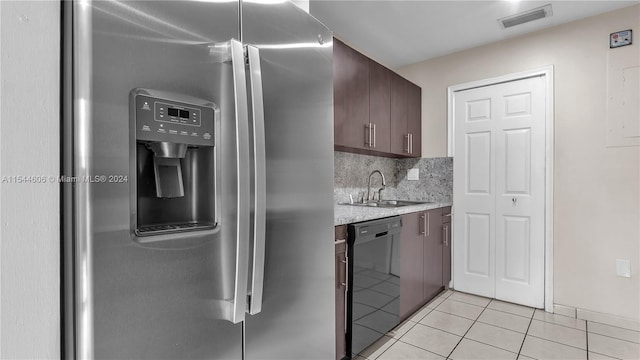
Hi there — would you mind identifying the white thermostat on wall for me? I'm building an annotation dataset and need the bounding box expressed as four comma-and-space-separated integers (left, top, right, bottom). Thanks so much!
610, 29, 632, 48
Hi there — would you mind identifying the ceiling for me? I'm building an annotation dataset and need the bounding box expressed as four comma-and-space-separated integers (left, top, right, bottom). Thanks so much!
309, 0, 639, 69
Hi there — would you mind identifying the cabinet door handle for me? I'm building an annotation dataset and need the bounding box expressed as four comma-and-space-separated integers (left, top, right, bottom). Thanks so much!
372, 123, 376, 148
419, 214, 426, 235
405, 134, 410, 153
426, 211, 430, 237
443, 224, 449, 246
409, 133, 413, 154
364, 123, 372, 147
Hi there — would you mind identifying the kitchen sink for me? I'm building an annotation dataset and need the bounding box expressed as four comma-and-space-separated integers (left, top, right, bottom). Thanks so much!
339, 199, 432, 208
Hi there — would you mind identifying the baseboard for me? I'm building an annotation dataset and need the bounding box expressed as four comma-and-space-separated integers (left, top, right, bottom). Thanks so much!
553, 304, 640, 331
553, 304, 576, 318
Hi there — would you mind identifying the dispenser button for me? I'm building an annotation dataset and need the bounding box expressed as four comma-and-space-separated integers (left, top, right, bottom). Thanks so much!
158, 128, 166, 133
142, 125, 151, 132
191, 132, 198, 137
180, 131, 188, 136
203, 133, 211, 140
169, 130, 178, 135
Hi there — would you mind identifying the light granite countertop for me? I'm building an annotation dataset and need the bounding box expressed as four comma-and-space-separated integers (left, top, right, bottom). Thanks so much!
334, 201, 452, 226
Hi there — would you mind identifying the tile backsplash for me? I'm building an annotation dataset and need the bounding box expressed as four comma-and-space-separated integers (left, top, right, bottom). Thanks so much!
334, 151, 453, 204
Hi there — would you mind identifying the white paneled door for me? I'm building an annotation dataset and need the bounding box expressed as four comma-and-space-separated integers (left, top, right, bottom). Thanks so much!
453, 76, 546, 308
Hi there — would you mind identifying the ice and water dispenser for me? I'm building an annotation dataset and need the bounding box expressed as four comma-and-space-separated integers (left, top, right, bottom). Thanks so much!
130, 88, 219, 238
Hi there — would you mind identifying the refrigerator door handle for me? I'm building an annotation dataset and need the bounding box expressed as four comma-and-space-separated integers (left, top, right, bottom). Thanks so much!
229, 39, 251, 324
246, 45, 266, 315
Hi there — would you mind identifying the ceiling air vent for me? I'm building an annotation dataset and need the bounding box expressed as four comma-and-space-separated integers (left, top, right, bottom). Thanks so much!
498, 4, 553, 29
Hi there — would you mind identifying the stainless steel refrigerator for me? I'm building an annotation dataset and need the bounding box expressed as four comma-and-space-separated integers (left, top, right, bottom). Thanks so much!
62, 1, 335, 358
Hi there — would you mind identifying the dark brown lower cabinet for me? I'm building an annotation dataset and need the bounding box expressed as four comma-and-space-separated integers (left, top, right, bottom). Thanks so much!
424, 208, 443, 301
442, 207, 452, 290
400, 208, 447, 319
335, 225, 348, 360
399, 212, 423, 318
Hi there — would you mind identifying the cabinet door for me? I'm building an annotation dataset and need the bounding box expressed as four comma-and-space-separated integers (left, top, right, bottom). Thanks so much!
442, 207, 452, 290
335, 225, 347, 360
390, 73, 409, 156
368, 60, 391, 153
407, 82, 422, 158
333, 39, 369, 150
423, 208, 443, 301
400, 212, 423, 318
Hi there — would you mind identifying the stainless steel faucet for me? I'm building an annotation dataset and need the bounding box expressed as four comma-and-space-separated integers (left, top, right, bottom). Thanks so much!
366, 170, 386, 202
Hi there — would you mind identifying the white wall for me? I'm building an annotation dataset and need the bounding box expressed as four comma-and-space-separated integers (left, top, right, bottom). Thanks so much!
398, 5, 640, 321
0, 1, 60, 358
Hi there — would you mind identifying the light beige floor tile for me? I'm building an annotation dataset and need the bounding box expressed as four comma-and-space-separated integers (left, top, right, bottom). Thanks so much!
517, 355, 536, 360
387, 319, 417, 339
426, 295, 447, 309
438, 289, 454, 299
477, 308, 531, 333
419, 310, 474, 336
449, 339, 517, 360
588, 333, 640, 360
520, 335, 587, 360
487, 300, 535, 318
527, 319, 586, 349
377, 341, 445, 360
353, 356, 368, 360
465, 322, 525, 353
449, 291, 492, 307
533, 309, 586, 330
588, 321, 640, 344
408, 305, 434, 322
400, 323, 462, 357
435, 298, 485, 320
359, 335, 396, 360
587, 352, 619, 360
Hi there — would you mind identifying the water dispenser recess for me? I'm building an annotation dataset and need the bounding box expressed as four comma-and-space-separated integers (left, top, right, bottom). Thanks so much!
130, 88, 219, 238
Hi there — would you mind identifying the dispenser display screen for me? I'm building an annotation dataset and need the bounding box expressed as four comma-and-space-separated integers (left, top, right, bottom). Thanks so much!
154, 102, 201, 127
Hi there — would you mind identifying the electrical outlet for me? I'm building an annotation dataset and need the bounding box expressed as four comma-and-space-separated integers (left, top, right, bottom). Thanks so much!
407, 168, 419, 181
616, 259, 631, 278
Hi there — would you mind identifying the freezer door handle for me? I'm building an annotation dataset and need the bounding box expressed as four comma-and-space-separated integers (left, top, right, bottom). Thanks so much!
246, 45, 266, 316
229, 39, 251, 324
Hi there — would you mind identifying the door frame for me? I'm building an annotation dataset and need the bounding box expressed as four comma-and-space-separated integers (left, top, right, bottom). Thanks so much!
447, 66, 554, 312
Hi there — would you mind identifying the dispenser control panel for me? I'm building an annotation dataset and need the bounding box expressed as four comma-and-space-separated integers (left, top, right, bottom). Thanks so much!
155, 102, 201, 127
133, 91, 216, 147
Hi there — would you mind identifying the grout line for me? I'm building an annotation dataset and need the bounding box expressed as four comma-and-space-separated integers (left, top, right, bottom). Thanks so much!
454, 337, 519, 357
586, 321, 589, 360
445, 297, 490, 358
390, 339, 447, 359
445, 297, 488, 309
516, 303, 535, 358
532, 313, 588, 332
587, 330, 640, 345
588, 350, 624, 360
475, 318, 529, 335
526, 334, 588, 352
486, 301, 535, 319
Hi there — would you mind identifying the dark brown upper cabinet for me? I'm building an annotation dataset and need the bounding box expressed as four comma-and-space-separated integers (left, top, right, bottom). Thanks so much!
333, 38, 421, 158
407, 82, 422, 158
390, 74, 421, 157
368, 59, 391, 153
333, 38, 370, 151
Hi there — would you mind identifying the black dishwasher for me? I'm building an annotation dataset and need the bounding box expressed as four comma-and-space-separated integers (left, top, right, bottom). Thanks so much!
346, 216, 402, 357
